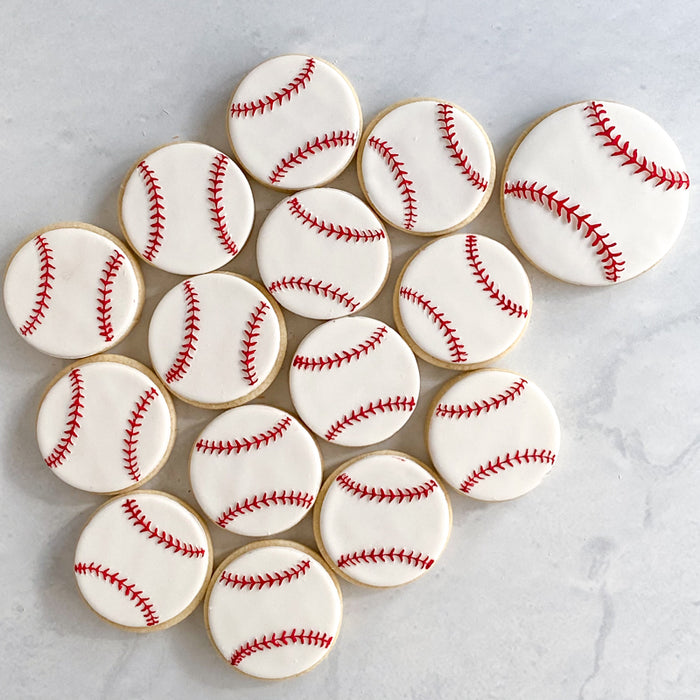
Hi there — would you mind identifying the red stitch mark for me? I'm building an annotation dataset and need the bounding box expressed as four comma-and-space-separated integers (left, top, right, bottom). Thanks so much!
503, 180, 625, 282
208, 153, 239, 257
121, 498, 206, 558
287, 196, 386, 243
464, 234, 528, 318
230, 629, 333, 667
137, 161, 166, 262
122, 387, 159, 482
436, 103, 488, 191
460, 449, 557, 494
435, 377, 528, 419
292, 325, 387, 371
219, 558, 311, 590
20, 235, 55, 336
337, 547, 434, 570
74, 562, 159, 626
164, 280, 200, 384
96, 249, 125, 342
195, 415, 292, 455
269, 276, 359, 312
584, 101, 690, 190
216, 490, 314, 529
336, 472, 437, 503
240, 301, 269, 387
269, 131, 357, 185
44, 368, 85, 469
399, 287, 468, 363
325, 396, 417, 442
230, 57, 315, 118
367, 136, 417, 230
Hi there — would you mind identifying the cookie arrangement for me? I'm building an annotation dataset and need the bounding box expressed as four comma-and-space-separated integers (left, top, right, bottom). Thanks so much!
3, 54, 690, 680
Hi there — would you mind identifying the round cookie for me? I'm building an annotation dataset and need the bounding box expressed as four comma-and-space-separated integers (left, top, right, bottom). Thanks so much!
314, 451, 452, 588
227, 54, 362, 191
119, 141, 254, 275
37, 355, 175, 495
74, 490, 213, 631
3, 223, 143, 359
289, 316, 420, 447
256, 187, 391, 320
394, 232, 531, 369
427, 369, 561, 501
502, 100, 690, 285
204, 540, 342, 680
190, 405, 323, 536
148, 272, 286, 409
358, 98, 495, 235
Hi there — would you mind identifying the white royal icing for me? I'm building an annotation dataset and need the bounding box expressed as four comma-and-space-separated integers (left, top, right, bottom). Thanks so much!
148, 272, 283, 407
427, 369, 561, 501
359, 99, 494, 234
37, 358, 173, 494
206, 543, 342, 679
396, 232, 531, 367
256, 187, 390, 320
289, 316, 420, 447
503, 100, 690, 285
190, 405, 322, 536
227, 54, 362, 190
3, 225, 142, 359
120, 142, 254, 275
318, 452, 451, 587
74, 491, 211, 629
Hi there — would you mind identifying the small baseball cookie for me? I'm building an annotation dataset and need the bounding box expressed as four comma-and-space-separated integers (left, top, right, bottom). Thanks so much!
205, 540, 342, 679
119, 142, 254, 275
74, 491, 213, 631
256, 188, 390, 320
37, 355, 175, 494
148, 272, 285, 409
358, 98, 495, 235
427, 369, 561, 501
394, 232, 531, 369
3, 223, 143, 359
289, 317, 420, 447
502, 100, 690, 285
190, 405, 323, 536
227, 54, 362, 191
314, 451, 451, 588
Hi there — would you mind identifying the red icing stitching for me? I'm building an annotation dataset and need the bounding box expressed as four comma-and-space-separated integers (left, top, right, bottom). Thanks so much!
137, 161, 166, 262
460, 449, 557, 494
269, 276, 359, 312
240, 301, 269, 387
219, 558, 311, 591
584, 101, 690, 190
20, 234, 55, 336
122, 387, 159, 483
367, 136, 417, 230
216, 490, 315, 529
44, 368, 85, 469
230, 57, 316, 118
96, 250, 125, 342
74, 562, 159, 626
121, 498, 206, 558
503, 180, 625, 282
195, 415, 292, 455
292, 325, 387, 371
337, 547, 434, 570
436, 103, 488, 191
269, 131, 357, 185
208, 153, 239, 256
230, 628, 333, 667
435, 377, 528, 419
336, 472, 437, 503
325, 396, 417, 442
164, 280, 200, 384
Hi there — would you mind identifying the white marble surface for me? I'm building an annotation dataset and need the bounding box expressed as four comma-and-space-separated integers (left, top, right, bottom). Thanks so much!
1, 1, 699, 698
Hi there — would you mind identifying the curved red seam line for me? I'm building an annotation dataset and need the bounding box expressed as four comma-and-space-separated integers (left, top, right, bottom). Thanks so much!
325, 396, 417, 442
240, 300, 269, 387
584, 101, 690, 190
435, 377, 528, 419
164, 280, 200, 384
292, 325, 387, 371
20, 234, 55, 336
460, 449, 557, 494
122, 387, 159, 483
230, 628, 333, 667
137, 161, 166, 262
96, 249, 125, 342
269, 276, 359, 311
195, 416, 292, 455
336, 547, 434, 570
208, 153, 239, 257
336, 472, 437, 503
216, 490, 315, 529
44, 368, 85, 469
503, 180, 626, 282
218, 558, 311, 590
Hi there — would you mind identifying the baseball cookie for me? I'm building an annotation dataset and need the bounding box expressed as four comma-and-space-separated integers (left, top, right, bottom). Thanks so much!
394, 232, 531, 369
502, 100, 690, 285
204, 540, 342, 680
314, 451, 451, 588
227, 54, 362, 191
358, 98, 495, 235
74, 491, 213, 631
289, 316, 420, 447
190, 405, 323, 536
427, 369, 561, 501
37, 355, 175, 494
3, 223, 143, 359
148, 272, 285, 409
256, 187, 391, 320
119, 142, 254, 275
